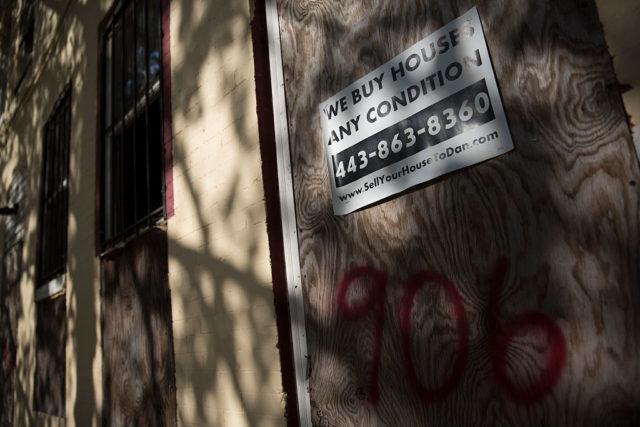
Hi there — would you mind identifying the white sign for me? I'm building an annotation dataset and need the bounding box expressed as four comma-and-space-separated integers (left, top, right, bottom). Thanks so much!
319, 7, 514, 215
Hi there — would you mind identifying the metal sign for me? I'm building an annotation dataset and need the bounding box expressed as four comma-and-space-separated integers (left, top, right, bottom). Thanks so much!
319, 7, 514, 215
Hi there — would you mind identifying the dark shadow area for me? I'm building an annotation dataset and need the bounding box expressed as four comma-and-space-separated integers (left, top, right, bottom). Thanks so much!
0, 241, 22, 427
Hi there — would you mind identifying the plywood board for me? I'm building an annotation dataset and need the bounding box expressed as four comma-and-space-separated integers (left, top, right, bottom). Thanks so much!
276, 0, 640, 424
102, 229, 176, 426
1, 242, 22, 426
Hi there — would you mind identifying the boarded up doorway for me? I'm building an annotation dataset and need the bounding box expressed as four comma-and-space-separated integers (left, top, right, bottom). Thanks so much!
0, 242, 21, 427
102, 228, 176, 426
273, 0, 640, 425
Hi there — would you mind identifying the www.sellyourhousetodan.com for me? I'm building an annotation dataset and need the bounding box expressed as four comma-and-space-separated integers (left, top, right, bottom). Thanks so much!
338, 130, 499, 202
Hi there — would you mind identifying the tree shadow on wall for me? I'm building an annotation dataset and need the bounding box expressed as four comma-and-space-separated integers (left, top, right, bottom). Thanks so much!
3, 0, 638, 426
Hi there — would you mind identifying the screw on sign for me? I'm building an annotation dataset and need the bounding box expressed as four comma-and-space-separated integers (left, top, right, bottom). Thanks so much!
336, 257, 567, 406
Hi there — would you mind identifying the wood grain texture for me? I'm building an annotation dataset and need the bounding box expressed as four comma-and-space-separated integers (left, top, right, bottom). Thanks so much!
1, 242, 21, 427
34, 291, 66, 417
102, 229, 177, 427
276, 0, 640, 425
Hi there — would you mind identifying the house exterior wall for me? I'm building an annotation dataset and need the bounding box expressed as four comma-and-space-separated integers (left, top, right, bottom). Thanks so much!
0, 0, 285, 426
0, 1, 103, 425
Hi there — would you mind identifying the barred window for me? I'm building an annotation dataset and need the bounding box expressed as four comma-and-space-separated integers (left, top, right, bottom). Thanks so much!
37, 85, 70, 298
99, 0, 165, 251
34, 85, 69, 418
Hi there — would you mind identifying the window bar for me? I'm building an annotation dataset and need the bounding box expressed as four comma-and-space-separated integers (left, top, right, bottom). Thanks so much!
119, 13, 126, 237
50, 112, 60, 277
101, 31, 107, 244
127, 3, 138, 224
43, 122, 50, 202
157, 0, 167, 220
112, 22, 120, 241
107, 25, 114, 244
38, 122, 45, 279
118, 205, 163, 239
41, 122, 51, 281
132, 0, 138, 223
51, 105, 59, 277
48, 117, 55, 277
57, 100, 62, 274
62, 90, 70, 269
56, 97, 64, 273
109, 27, 116, 242
144, 0, 151, 216
102, 32, 109, 244
103, 29, 109, 244
109, 20, 118, 238
50, 106, 57, 277
45, 117, 54, 279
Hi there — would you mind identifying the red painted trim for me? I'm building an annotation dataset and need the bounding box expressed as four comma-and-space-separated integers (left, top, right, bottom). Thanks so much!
251, 1, 299, 425
161, 0, 174, 219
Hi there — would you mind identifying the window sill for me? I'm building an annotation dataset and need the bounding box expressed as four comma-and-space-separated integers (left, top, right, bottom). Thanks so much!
99, 218, 167, 258
35, 273, 65, 302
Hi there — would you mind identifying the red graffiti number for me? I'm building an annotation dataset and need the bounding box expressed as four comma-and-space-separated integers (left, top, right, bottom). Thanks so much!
337, 258, 567, 405
488, 258, 567, 403
336, 266, 387, 405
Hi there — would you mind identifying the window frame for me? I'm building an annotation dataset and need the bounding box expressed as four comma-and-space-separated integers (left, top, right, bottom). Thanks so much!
96, 0, 174, 255
35, 83, 71, 301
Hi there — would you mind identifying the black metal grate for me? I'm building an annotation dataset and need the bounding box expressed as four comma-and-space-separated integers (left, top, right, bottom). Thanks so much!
100, 0, 165, 251
38, 85, 70, 285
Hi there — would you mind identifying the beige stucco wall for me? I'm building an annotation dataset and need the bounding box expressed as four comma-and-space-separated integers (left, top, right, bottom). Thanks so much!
167, 0, 286, 425
0, 0, 285, 426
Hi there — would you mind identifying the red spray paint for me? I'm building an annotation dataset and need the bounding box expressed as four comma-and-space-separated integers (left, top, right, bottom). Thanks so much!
336, 258, 567, 406
488, 257, 567, 403
336, 266, 387, 405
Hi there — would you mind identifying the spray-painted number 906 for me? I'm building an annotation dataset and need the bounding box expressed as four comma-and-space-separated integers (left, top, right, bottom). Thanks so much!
336, 257, 567, 406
